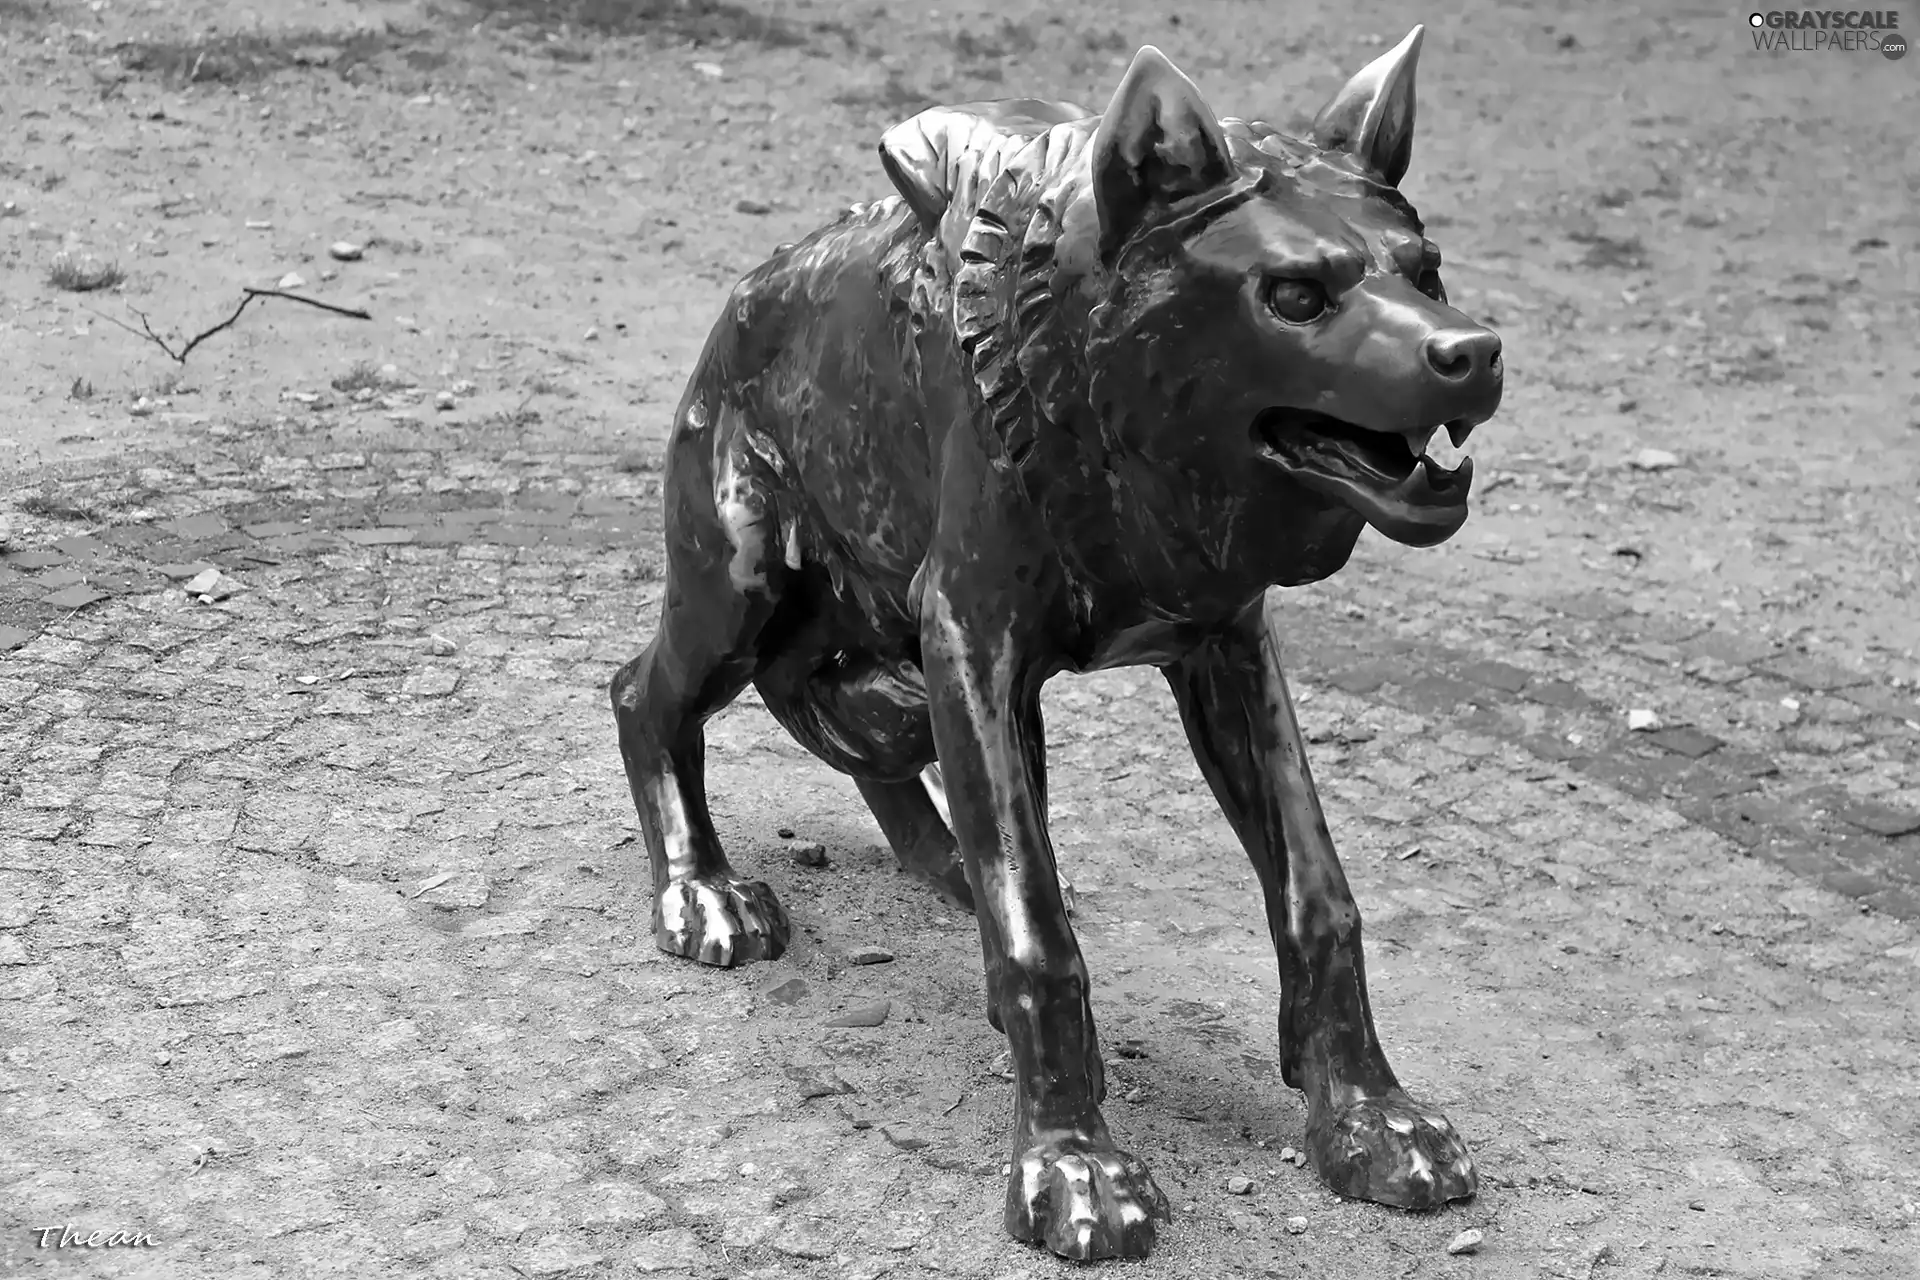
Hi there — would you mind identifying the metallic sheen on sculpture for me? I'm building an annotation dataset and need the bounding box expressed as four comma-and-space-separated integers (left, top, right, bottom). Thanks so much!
610, 25, 1503, 1260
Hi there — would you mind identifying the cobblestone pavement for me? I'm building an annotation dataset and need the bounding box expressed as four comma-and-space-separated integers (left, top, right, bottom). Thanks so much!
2, 425, 1917, 1279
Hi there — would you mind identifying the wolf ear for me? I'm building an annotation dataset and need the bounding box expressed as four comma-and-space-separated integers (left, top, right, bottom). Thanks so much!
1091, 46, 1234, 257
1308, 25, 1423, 186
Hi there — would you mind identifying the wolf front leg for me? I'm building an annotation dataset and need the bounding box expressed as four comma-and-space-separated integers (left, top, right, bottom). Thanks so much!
1164, 591, 1477, 1211
920, 582, 1171, 1261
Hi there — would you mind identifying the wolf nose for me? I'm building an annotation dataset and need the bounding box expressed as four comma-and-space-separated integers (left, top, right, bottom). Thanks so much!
1423, 329, 1502, 384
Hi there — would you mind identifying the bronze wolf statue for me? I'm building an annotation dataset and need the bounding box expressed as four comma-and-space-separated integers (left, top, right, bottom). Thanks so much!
611, 26, 1503, 1260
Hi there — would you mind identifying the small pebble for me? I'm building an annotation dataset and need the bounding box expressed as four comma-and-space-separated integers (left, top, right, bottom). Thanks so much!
1123, 1087, 1148, 1104
1227, 1176, 1254, 1195
451, 379, 477, 396
1292, 1149, 1307, 1168
154, 1050, 171, 1066
1629, 446, 1680, 471
1615, 396, 1638, 412
776, 826, 795, 839
329, 240, 363, 261
1627, 708, 1662, 732
1688, 1199, 1706, 1211
790, 840, 828, 868
183, 568, 235, 601
583, 326, 600, 341
1279, 1146, 1296, 1162
434, 390, 456, 411
1285, 1216, 1308, 1235
824, 999, 890, 1028
848, 946, 894, 966
1446, 1228, 1483, 1255
760, 977, 808, 1005
426, 634, 456, 656
277, 271, 306, 290
736, 198, 773, 215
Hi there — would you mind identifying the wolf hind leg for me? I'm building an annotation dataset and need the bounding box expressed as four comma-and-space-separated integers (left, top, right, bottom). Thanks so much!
855, 770, 975, 912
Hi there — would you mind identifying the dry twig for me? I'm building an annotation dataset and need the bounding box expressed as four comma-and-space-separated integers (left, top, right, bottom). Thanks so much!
88, 287, 372, 364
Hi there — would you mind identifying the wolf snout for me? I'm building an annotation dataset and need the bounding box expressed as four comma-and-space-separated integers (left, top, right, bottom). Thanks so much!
1422, 328, 1502, 385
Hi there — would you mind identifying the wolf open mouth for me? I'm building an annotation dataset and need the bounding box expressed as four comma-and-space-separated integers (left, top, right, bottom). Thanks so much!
1254, 409, 1476, 547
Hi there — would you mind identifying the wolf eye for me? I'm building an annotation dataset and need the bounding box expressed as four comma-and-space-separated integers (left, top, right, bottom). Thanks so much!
1417, 268, 1447, 303
1263, 277, 1329, 324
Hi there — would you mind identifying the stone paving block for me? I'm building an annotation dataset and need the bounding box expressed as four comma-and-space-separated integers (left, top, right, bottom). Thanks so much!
1664, 765, 1760, 802
1683, 629, 1780, 667
1865, 886, 1920, 921
4, 550, 66, 568
51, 534, 108, 558
1832, 800, 1920, 838
1760, 841, 1845, 880
339, 528, 417, 546
1820, 869, 1881, 898
501, 509, 576, 527
1524, 679, 1603, 712
1672, 794, 1814, 849
1838, 686, 1920, 721
94, 524, 166, 550
235, 793, 329, 856
1644, 726, 1724, 759
77, 816, 150, 848
244, 521, 310, 538
257, 534, 330, 554
542, 527, 619, 549
1680, 655, 1749, 685
153, 560, 219, 579
1715, 750, 1779, 778
40, 585, 108, 610
1574, 752, 1690, 801
1545, 591, 1624, 621
1624, 641, 1684, 666
34, 567, 86, 589
2, 810, 68, 840
0, 625, 31, 652
1754, 654, 1870, 692
1622, 613, 1706, 644
1455, 659, 1534, 693
1393, 675, 1484, 715
161, 514, 229, 540
439, 509, 504, 527
403, 668, 461, 698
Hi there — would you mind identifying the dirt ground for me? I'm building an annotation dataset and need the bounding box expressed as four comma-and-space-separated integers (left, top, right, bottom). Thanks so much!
1, 1, 1917, 1277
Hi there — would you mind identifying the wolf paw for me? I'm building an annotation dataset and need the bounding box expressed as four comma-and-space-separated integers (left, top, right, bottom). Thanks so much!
652, 874, 790, 967
1307, 1090, 1477, 1210
1004, 1130, 1170, 1260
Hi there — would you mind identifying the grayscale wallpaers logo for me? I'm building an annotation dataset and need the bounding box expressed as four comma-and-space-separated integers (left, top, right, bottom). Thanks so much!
1748, 10, 1906, 57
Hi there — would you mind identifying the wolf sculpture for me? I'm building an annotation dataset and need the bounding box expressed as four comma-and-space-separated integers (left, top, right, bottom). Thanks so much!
610, 26, 1504, 1260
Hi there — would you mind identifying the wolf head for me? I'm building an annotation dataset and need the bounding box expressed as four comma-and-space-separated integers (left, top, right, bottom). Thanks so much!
884, 30, 1504, 597
1080, 32, 1503, 559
